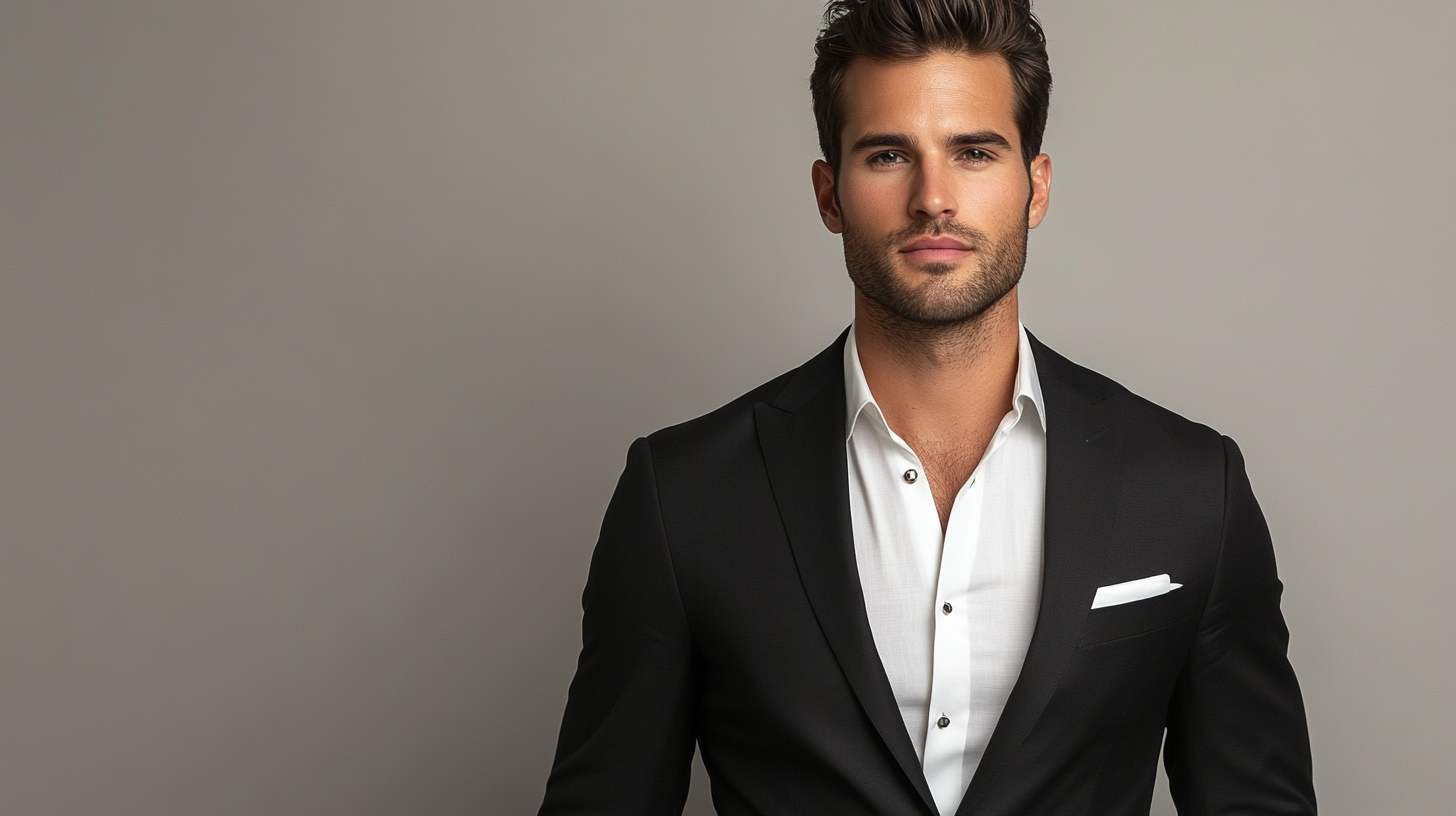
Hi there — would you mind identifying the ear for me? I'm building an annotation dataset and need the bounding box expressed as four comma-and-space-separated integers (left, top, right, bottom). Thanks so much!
812, 159, 843, 234
1026, 153, 1052, 229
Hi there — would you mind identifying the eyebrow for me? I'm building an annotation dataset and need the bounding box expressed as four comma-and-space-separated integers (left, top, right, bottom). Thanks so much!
849, 130, 1014, 153
850, 132, 917, 152
948, 130, 1014, 151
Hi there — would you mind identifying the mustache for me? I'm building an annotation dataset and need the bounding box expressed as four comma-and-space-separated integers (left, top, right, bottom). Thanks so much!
884, 219, 988, 248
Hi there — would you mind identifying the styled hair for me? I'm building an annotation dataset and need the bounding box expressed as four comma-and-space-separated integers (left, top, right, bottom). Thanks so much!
810, 0, 1052, 170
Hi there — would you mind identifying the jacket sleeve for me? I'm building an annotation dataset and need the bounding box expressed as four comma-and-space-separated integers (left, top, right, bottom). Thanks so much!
538, 437, 698, 816
1163, 436, 1317, 815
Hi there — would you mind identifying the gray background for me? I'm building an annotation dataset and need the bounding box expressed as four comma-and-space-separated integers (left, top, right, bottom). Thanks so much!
1, 1, 1452, 813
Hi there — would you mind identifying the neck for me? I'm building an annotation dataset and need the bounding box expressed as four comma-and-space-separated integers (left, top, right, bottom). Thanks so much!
853, 287, 1021, 445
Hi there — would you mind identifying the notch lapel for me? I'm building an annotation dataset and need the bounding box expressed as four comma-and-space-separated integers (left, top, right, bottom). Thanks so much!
954, 335, 1127, 816
755, 333, 938, 816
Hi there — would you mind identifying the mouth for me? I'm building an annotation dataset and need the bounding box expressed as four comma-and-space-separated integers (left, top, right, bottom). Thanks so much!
898, 236, 974, 264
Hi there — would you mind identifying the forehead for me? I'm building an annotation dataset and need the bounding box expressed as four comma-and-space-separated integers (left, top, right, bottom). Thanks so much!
839, 51, 1019, 144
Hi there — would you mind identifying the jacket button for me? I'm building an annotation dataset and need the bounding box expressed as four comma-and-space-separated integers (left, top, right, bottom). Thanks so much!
942, 602, 953, 615
903, 469, 918, 484
937, 715, 950, 729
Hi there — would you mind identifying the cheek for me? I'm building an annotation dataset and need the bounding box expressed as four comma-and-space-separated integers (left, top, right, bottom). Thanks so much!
957, 173, 1031, 228
837, 174, 907, 230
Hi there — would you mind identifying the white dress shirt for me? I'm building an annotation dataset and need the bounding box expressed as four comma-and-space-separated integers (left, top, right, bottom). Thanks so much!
844, 324, 1047, 816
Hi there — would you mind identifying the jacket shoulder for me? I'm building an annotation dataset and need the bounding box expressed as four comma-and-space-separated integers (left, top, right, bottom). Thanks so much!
1032, 333, 1226, 454
647, 368, 793, 451
644, 330, 846, 461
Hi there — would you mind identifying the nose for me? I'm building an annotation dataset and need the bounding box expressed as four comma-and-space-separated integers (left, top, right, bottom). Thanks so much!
909, 159, 958, 221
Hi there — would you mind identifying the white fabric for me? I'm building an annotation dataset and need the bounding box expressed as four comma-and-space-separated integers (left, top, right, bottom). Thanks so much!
1091, 574, 1182, 609
844, 324, 1047, 816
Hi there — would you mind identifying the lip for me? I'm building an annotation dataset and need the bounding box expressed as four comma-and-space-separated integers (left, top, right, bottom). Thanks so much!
899, 236, 973, 263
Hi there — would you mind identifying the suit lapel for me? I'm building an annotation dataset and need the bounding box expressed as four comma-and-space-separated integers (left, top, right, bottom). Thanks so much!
755, 331, 939, 816
954, 334, 1127, 816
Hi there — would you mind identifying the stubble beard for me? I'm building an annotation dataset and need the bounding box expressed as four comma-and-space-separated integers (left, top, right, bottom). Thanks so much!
843, 215, 1027, 329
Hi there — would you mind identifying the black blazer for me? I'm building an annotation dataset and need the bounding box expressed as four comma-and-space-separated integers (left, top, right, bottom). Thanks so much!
539, 331, 1315, 816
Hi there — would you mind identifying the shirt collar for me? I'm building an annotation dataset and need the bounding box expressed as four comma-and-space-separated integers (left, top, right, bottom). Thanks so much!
843, 322, 1047, 442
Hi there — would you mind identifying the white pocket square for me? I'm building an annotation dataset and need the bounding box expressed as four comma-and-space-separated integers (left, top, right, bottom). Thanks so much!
1091, 574, 1183, 609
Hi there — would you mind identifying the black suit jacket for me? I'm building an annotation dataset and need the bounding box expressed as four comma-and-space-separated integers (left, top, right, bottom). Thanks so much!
539, 331, 1315, 816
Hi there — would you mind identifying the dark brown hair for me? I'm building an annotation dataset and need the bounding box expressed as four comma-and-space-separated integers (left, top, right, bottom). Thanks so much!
810, 0, 1051, 170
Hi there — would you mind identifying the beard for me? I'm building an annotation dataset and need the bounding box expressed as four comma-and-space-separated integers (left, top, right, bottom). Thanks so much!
843, 214, 1027, 326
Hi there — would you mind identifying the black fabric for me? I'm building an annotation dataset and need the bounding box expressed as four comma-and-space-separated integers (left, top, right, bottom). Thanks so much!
538, 331, 1316, 816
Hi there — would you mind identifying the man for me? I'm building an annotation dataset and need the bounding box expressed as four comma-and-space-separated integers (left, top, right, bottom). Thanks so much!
539, 1, 1316, 814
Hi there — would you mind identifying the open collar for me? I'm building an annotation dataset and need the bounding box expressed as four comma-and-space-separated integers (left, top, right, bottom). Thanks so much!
842, 323, 1047, 446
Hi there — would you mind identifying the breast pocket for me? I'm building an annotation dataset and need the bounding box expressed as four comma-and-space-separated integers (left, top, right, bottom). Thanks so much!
1079, 588, 1188, 646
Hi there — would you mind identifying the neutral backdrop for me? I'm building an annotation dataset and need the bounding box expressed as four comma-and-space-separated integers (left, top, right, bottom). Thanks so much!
2, 1, 1453, 814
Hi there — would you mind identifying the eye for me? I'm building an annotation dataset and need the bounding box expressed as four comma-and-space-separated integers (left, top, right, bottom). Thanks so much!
962, 148, 991, 164
868, 150, 907, 167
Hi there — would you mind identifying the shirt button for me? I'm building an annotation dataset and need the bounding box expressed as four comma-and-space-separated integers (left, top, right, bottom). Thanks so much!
937, 715, 951, 729
902, 468, 918, 484
942, 602, 953, 615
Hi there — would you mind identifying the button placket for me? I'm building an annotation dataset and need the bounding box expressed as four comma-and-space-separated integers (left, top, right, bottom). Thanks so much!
922, 460, 985, 810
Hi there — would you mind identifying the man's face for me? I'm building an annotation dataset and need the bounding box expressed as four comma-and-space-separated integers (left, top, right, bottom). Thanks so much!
813, 52, 1052, 325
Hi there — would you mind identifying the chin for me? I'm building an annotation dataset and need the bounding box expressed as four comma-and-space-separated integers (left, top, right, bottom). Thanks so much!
896, 258, 964, 278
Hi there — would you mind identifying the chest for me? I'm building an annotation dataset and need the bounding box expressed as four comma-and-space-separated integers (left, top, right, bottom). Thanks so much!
902, 427, 998, 529
914, 439, 984, 513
